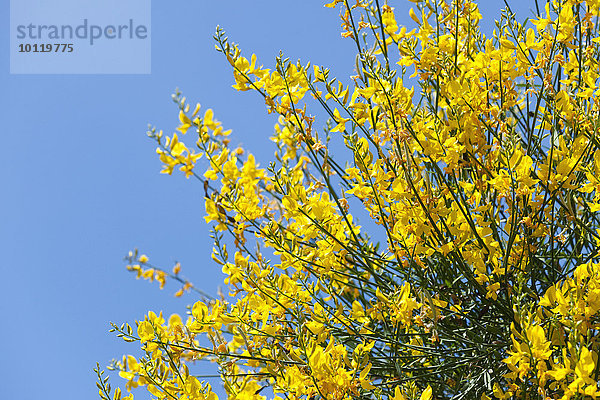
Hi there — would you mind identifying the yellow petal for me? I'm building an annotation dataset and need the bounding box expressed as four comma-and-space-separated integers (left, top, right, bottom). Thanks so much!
420, 385, 432, 400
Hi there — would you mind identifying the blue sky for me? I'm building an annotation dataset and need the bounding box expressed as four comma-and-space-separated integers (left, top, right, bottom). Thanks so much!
1, 1, 532, 399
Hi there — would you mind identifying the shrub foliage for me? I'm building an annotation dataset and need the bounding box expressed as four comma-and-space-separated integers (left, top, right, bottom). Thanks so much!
98, 1, 600, 399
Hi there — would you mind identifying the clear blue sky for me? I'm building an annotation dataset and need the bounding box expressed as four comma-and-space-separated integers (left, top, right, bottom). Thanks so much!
0, 1, 532, 399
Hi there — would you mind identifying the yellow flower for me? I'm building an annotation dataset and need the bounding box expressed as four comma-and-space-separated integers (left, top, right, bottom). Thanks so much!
137, 321, 154, 343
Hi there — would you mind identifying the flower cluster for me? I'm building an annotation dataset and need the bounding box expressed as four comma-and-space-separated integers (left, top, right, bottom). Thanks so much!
98, 1, 600, 400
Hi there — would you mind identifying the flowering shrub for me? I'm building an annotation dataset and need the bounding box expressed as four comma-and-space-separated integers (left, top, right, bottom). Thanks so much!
97, 1, 600, 399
